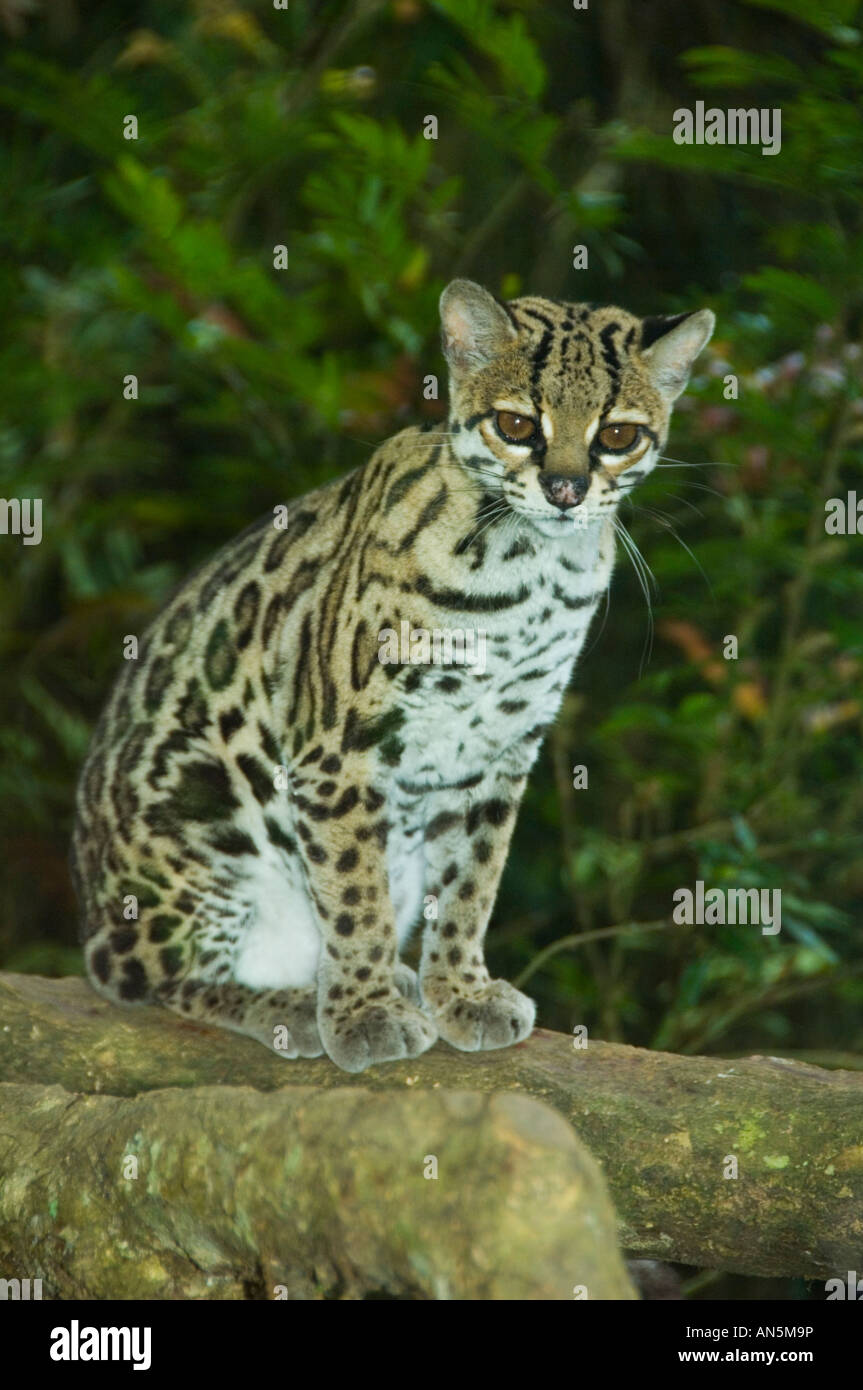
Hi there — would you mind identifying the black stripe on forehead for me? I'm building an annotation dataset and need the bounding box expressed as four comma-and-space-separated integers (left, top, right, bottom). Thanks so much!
514, 305, 556, 333
529, 328, 553, 388
572, 329, 595, 368
599, 322, 622, 376
600, 325, 623, 414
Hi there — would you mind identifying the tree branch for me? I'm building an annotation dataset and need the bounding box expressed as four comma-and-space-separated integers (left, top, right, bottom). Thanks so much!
1, 972, 861, 1291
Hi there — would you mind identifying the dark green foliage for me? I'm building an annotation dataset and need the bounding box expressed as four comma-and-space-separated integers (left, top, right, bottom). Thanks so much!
1, 0, 861, 1090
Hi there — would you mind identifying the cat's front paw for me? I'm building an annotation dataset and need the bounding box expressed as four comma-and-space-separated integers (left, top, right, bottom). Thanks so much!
428, 979, 536, 1053
322, 996, 438, 1074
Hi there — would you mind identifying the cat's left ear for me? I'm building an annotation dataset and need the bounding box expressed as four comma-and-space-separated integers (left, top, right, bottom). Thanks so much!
640, 309, 715, 401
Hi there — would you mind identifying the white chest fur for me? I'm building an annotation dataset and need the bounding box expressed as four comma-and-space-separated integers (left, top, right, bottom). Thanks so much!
394, 516, 615, 782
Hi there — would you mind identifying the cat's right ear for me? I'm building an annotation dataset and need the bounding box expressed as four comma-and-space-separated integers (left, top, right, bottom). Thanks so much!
440, 279, 518, 373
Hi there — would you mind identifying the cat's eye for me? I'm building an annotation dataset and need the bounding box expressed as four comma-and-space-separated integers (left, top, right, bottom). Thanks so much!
596, 422, 641, 452
496, 411, 538, 444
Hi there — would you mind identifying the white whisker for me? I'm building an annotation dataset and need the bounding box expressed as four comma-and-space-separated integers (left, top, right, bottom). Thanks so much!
626, 502, 714, 599
614, 517, 656, 674
657, 455, 734, 469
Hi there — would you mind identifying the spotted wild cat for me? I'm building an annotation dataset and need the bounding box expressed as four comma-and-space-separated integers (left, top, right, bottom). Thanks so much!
71, 279, 714, 1072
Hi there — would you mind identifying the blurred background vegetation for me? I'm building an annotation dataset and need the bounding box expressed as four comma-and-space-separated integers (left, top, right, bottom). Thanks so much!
1, 0, 862, 1295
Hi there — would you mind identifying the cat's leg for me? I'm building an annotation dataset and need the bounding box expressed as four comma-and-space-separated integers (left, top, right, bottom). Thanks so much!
156, 977, 325, 1057
418, 764, 536, 1052
146, 838, 327, 1056
294, 753, 438, 1073
153, 959, 421, 1057
387, 780, 427, 1005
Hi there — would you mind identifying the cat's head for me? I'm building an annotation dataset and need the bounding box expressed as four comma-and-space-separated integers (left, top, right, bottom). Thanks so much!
440, 279, 714, 538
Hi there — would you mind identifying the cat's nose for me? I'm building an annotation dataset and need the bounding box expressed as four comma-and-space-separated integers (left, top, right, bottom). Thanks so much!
539, 473, 589, 511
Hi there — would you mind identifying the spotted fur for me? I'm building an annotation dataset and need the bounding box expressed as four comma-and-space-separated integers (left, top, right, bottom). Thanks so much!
71, 279, 713, 1072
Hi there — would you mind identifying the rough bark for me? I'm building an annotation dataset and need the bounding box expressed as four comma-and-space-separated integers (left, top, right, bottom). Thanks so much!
0, 1081, 633, 1300
1, 972, 862, 1288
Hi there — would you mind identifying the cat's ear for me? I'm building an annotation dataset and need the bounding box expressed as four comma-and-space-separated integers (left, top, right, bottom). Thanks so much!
440, 279, 518, 373
640, 309, 715, 401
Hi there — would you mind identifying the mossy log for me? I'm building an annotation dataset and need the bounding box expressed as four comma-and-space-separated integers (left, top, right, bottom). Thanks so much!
1, 972, 862, 1293
0, 1080, 633, 1300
